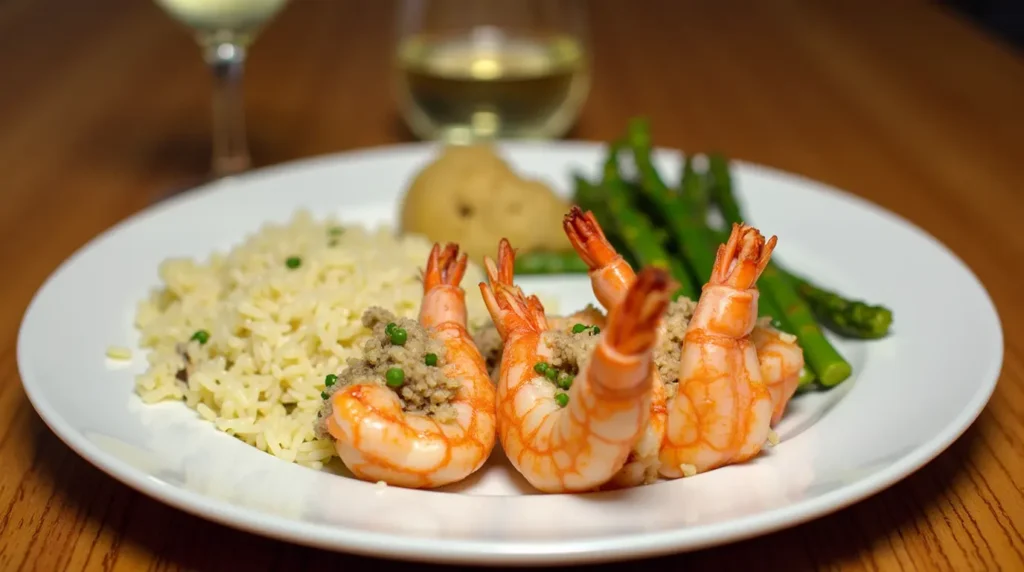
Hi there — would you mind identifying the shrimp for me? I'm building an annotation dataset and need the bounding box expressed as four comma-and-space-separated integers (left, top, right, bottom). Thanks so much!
561, 212, 670, 488
325, 243, 497, 489
751, 323, 804, 425
659, 223, 776, 477
479, 239, 674, 493
563, 206, 806, 427
564, 207, 636, 311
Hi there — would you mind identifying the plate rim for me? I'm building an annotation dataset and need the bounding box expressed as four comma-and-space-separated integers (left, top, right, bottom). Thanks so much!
16, 140, 1005, 565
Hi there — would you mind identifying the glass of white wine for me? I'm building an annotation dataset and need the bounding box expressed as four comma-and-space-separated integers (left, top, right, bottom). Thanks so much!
394, 0, 590, 143
153, 0, 290, 177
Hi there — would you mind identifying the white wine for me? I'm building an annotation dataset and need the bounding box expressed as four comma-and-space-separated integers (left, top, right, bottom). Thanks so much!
395, 31, 590, 142
154, 0, 288, 45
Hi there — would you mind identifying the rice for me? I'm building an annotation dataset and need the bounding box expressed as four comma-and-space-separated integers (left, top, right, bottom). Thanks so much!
132, 210, 491, 469
106, 346, 133, 360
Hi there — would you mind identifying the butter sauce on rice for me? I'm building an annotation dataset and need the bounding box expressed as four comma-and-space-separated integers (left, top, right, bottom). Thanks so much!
132, 210, 490, 469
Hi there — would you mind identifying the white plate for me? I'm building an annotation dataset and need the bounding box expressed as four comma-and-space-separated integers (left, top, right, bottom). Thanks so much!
17, 141, 1003, 565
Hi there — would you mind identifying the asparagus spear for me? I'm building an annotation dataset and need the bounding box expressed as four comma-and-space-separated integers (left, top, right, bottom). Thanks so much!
622, 181, 671, 247
680, 154, 711, 224
673, 153, 788, 324
513, 250, 591, 274
707, 154, 852, 386
572, 174, 640, 270
763, 264, 851, 385
788, 273, 894, 339
600, 141, 696, 300
626, 118, 719, 288
707, 153, 894, 339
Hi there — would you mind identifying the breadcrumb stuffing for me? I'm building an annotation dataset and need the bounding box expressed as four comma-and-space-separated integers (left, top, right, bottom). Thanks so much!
316, 307, 457, 438
652, 298, 698, 398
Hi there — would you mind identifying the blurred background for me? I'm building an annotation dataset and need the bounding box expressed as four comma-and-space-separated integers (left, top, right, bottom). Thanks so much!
941, 0, 1024, 47
4, 0, 1020, 195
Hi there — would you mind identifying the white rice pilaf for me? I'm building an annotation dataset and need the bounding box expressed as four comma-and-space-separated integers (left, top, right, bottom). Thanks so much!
132, 210, 491, 469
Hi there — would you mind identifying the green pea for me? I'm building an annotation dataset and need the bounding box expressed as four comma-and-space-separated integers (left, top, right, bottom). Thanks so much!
385, 367, 405, 388
321, 391, 329, 400
554, 392, 569, 407
324, 374, 337, 387
591, 326, 601, 335
533, 362, 549, 375
557, 372, 573, 390
544, 368, 558, 381
425, 353, 438, 366
385, 322, 396, 336
285, 256, 302, 269
571, 323, 587, 334
390, 328, 408, 346
190, 330, 210, 345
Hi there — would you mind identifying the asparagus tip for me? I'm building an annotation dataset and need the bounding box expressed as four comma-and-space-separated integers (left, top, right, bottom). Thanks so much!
817, 360, 853, 387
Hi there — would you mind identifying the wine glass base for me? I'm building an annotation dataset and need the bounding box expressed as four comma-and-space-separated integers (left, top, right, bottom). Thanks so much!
147, 164, 250, 206
213, 154, 252, 177
146, 174, 212, 206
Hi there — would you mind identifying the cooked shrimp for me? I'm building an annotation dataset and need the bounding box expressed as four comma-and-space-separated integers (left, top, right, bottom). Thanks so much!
563, 207, 668, 487
564, 207, 636, 310
479, 239, 674, 493
564, 205, 805, 427
325, 243, 496, 489
659, 223, 776, 477
751, 323, 804, 425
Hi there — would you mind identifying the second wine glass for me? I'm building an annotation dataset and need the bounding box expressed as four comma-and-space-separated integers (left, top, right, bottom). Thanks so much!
394, 0, 590, 144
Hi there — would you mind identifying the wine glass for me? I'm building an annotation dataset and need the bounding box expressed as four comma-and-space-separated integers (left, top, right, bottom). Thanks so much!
394, 0, 590, 144
153, 0, 291, 178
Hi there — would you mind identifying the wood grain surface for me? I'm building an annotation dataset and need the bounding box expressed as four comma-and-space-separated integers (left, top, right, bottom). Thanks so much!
2, 0, 1023, 570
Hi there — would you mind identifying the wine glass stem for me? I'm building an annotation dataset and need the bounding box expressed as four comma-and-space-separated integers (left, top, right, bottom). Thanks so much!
205, 42, 251, 178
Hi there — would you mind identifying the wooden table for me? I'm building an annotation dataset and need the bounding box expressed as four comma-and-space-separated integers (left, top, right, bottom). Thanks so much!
2, 0, 1022, 569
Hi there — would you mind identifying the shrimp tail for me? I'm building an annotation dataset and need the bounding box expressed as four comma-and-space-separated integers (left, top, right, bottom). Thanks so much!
563, 206, 621, 270
424, 242, 468, 291
710, 223, 778, 291
564, 206, 636, 310
606, 266, 676, 355
483, 238, 517, 286
479, 239, 549, 338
